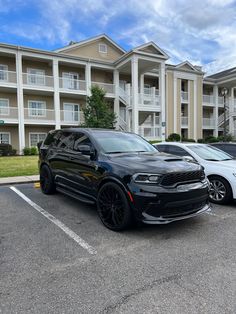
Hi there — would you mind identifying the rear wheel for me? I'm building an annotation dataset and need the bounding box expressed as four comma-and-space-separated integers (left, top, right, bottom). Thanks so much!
208, 176, 232, 204
40, 165, 55, 195
97, 182, 132, 231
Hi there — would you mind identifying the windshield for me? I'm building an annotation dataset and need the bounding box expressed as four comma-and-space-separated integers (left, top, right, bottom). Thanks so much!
189, 145, 233, 161
94, 132, 157, 154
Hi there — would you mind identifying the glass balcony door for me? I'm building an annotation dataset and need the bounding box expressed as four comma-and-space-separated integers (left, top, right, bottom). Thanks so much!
62, 72, 79, 90
63, 103, 79, 122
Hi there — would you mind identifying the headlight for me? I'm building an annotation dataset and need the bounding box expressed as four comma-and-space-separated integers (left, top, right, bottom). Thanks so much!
132, 173, 162, 184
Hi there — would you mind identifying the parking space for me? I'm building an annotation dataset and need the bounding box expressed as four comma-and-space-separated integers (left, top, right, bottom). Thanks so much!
1, 183, 236, 313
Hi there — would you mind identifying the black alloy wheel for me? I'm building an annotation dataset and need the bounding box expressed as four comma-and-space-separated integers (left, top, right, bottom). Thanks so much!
97, 182, 132, 231
209, 176, 232, 204
40, 165, 55, 195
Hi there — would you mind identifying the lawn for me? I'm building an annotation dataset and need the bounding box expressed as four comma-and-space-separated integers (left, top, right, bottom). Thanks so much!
0, 156, 39, 178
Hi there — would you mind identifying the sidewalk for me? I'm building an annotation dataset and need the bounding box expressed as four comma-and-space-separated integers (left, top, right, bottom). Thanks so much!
0, 175, 39, 186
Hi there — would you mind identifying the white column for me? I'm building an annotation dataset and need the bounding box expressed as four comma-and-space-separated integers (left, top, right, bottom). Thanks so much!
173, 76, 177, 133
159, 62, 166, 140
113, 69, 119, 129
85, 63, 91, 96
131, 56, 139, 134
193, 79, 197, 140
213, 85, 218, 137
53, 59, 61, 129
229, 87, 235, 134
139, 74, 144, 106
16, 51, 25, 154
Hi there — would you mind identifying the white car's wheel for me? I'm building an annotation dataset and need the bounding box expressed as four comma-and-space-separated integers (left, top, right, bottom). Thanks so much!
209, 176, 232, 204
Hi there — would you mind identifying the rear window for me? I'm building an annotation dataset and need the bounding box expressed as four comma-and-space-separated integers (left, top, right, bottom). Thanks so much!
44, 131, 61, 146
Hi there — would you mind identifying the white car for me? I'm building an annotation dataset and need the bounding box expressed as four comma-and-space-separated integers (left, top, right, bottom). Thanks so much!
154, 142, 236, 204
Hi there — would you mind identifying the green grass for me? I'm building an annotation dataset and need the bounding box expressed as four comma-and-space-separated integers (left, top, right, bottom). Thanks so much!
0, 156, 39, 178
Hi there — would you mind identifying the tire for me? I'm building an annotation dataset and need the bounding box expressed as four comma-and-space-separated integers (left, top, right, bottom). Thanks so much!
208, 176, 232, 204
97, 182, 132, 231
40, 165, 55, 195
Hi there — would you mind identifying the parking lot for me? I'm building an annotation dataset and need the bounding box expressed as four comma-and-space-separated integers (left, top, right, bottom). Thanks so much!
0, 183, 236, 314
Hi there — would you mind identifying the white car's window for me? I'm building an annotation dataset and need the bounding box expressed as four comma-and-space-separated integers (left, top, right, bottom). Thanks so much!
189, 145, 233, 161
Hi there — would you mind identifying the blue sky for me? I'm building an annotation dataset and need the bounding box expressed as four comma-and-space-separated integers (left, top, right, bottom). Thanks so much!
1, 0, 236, 74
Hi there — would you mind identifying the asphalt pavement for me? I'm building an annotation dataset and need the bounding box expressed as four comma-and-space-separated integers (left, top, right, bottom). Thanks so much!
0, 183, 236, 314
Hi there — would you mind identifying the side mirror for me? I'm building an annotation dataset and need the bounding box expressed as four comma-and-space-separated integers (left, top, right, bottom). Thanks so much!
183, 155, 194, 162
77, 144, 94, 156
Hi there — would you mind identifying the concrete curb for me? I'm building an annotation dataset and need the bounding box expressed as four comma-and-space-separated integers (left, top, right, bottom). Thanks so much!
0, 175, 39, 186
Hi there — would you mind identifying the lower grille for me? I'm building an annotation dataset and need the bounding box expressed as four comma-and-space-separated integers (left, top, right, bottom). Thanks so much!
161, 170, 205, 187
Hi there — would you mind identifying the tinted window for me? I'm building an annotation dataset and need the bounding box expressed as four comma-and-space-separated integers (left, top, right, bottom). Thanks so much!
168, 146, 189, 157
74, 133, 93, 150
156, 145, 169, 153
44, 131, 60, 146
57, 132, 75, 150
214, 144, 236, 157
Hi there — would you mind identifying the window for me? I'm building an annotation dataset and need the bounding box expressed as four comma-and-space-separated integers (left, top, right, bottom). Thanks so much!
0, 64, 8, 81
63, 103, 79, 122
74, 133, 93, 151
99, 43, 107, 53
27, 68, 45, 86
28, 101, 46, 117
57, 132, 75, 150
156, 145, 169, 153
29, 133, 46, 147
0, 132, 10, 144
0, 99, 9, 115
62, 72, 79, 90
168, 145, 190, 157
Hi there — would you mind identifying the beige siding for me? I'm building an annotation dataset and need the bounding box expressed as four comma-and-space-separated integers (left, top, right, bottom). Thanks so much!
59, 65, 85, 80
0, 125, 19, 151
166, 72, 174, 136
25, 126, 52, 147
177, 79, 181, 134
91, 69, 113, 83
189, 81, 194, 138
139, 46, 163, 56
62, 39, 123, 62
197, 76, 203, 139
0, 56, 16, 71
0, 92, 17, 107
22, 60, 53, 76
24, 95, 54, 110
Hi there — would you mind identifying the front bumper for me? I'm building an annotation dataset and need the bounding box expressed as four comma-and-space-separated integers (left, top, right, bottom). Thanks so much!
128, 180, 210, 224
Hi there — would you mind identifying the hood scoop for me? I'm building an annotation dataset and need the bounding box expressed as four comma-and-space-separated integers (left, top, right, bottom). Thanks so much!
164, 158, 183, 162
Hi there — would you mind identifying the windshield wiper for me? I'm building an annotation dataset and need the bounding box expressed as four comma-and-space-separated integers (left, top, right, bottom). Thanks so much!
106, 151, 130, 154
205, 159, 219, 161
221, 158, 232, 161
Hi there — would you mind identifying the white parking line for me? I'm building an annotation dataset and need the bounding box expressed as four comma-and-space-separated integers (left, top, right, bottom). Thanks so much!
10, 186, 97, 255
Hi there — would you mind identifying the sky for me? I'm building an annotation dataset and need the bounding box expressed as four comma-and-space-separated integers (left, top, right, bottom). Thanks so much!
1, 0, 236, 75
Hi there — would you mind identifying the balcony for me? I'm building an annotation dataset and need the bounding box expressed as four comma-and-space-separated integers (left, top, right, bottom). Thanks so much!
138, 90, 160, 110
181, 116, 188, 126
138, 126, 161, 139
22, 73, 54, 89
24, 108, 55, 124
0, 107, 18, 122
203, 118, 215, 128
59, 77, 86, 93
203, 95, 214, 105
60, 110, 84, 125
0, 70, 17, 87
91, 81, 115, 94
181, 91, 188, 102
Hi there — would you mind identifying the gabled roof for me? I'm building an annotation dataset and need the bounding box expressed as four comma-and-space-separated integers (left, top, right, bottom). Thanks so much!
133, 41, 169, 59
175, 61, 200, 72
54, 34, 126, 54
206, 67, 236, 79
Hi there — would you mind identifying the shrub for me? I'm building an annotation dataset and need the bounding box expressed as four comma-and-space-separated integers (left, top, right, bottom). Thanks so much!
168, 133, 181, 142
23, 147, 31, 156
30, 146, 38, 155
217, 134, 233, 142
204, 136, 218, 143
182, 138, 196, 143
0, 143, 16, 156
197, 139, 204, 143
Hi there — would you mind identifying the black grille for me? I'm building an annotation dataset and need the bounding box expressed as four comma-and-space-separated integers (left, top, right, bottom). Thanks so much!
161, 170, 205, 187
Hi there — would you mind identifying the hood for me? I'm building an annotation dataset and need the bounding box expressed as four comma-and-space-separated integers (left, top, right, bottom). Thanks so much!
107, 152, 202, 174
203, 159, 236, 170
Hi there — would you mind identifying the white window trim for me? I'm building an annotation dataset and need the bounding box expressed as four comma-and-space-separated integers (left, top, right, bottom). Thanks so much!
0, 64, 8, 81
62, 72, 80, 89
0, 98, 10, 115
29, 132, 47, 147
0, 132, 11, 144
28, 100, 46, 117
99, 43, 108, 54
63, 102, 80, 122
27, 68, 46, 85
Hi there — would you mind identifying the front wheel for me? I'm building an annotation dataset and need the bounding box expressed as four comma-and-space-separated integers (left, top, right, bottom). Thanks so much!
97, 182, 132, 231
40, 165, 55, 195
209, 176, 232, 204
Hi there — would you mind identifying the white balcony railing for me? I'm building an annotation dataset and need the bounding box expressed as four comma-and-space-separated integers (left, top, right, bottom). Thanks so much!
22, 73, 54, 88
138, 126, 161, 139
203, 118, 215, 127
91, 81, 115, 94
24, 108, 55, 121
218, 96, 224, 106
139, 93, 160, 107
181, 116, 188, 126
59, 78, 86, 92
0, 107, 18, 119
60, 110, 84, 124
181, 91, 188, 102
0, 70, 17, 84
203, 95, 214, 104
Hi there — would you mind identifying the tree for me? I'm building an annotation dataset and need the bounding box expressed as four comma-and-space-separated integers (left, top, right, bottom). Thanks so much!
82, 85, 116, 128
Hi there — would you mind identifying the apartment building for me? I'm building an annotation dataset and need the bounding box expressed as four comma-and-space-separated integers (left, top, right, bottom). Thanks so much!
0, 34, 235, 153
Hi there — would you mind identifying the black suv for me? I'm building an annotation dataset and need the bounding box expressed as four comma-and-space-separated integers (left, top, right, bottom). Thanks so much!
38, 128, 210, 231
